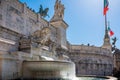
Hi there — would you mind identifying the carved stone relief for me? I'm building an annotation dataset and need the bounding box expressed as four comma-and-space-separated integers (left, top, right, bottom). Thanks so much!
40, 27, 51, 45
31, 30, 41, 45
30, 27, 60, 56
31, 27, 52, 47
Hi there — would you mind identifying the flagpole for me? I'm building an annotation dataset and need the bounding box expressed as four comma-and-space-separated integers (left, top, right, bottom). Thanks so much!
104, 0, 109, 31
105, 14, 107, 31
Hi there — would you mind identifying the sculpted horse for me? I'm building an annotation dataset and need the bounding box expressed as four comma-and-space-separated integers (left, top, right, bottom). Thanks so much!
38, 5, 49, 18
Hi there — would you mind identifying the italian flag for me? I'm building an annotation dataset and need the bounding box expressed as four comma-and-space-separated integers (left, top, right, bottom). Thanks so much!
104, 0, 109, 15
108, 27, 114, 36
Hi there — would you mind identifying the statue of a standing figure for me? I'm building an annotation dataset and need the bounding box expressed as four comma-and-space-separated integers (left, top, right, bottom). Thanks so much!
50, 0, 65, 21
54, 0, 64, 18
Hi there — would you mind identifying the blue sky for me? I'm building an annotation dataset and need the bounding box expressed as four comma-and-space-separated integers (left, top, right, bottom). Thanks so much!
20, 0, 120, 49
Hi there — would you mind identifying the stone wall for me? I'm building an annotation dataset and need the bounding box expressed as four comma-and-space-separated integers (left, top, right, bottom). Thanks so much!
114, 51, 120, 70
0, 50, 20, 80
0, 0, 52, 52
68, 45, 113, 76
2, 58, 19, 79
0, 0, 3, 26
0, 0, 49, 36
0, 26, 21, 52
70, 45, 112, 57
0, 58, 2, 79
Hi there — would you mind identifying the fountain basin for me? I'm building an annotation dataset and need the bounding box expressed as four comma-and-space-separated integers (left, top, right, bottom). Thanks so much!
77, 76, 117, 80
22, 61, 76, 79
22, 61, 117, 80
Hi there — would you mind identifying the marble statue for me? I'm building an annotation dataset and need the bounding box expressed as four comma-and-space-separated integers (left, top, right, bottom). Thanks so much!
31, 27, 52, 48
55, 0, 64, 19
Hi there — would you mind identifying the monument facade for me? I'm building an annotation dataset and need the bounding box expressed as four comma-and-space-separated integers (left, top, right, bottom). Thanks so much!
0, 0, 113, 79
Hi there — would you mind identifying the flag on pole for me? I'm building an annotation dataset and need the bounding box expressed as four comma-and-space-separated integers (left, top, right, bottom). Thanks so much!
104, 0, 109, 15
108, 27, 114, 36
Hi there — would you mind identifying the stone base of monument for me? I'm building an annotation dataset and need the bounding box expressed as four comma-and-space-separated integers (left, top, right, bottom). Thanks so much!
22, 61, 76, 79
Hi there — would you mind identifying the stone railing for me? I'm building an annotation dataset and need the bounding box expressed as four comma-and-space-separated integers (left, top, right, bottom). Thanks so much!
70, 45, 112, 57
